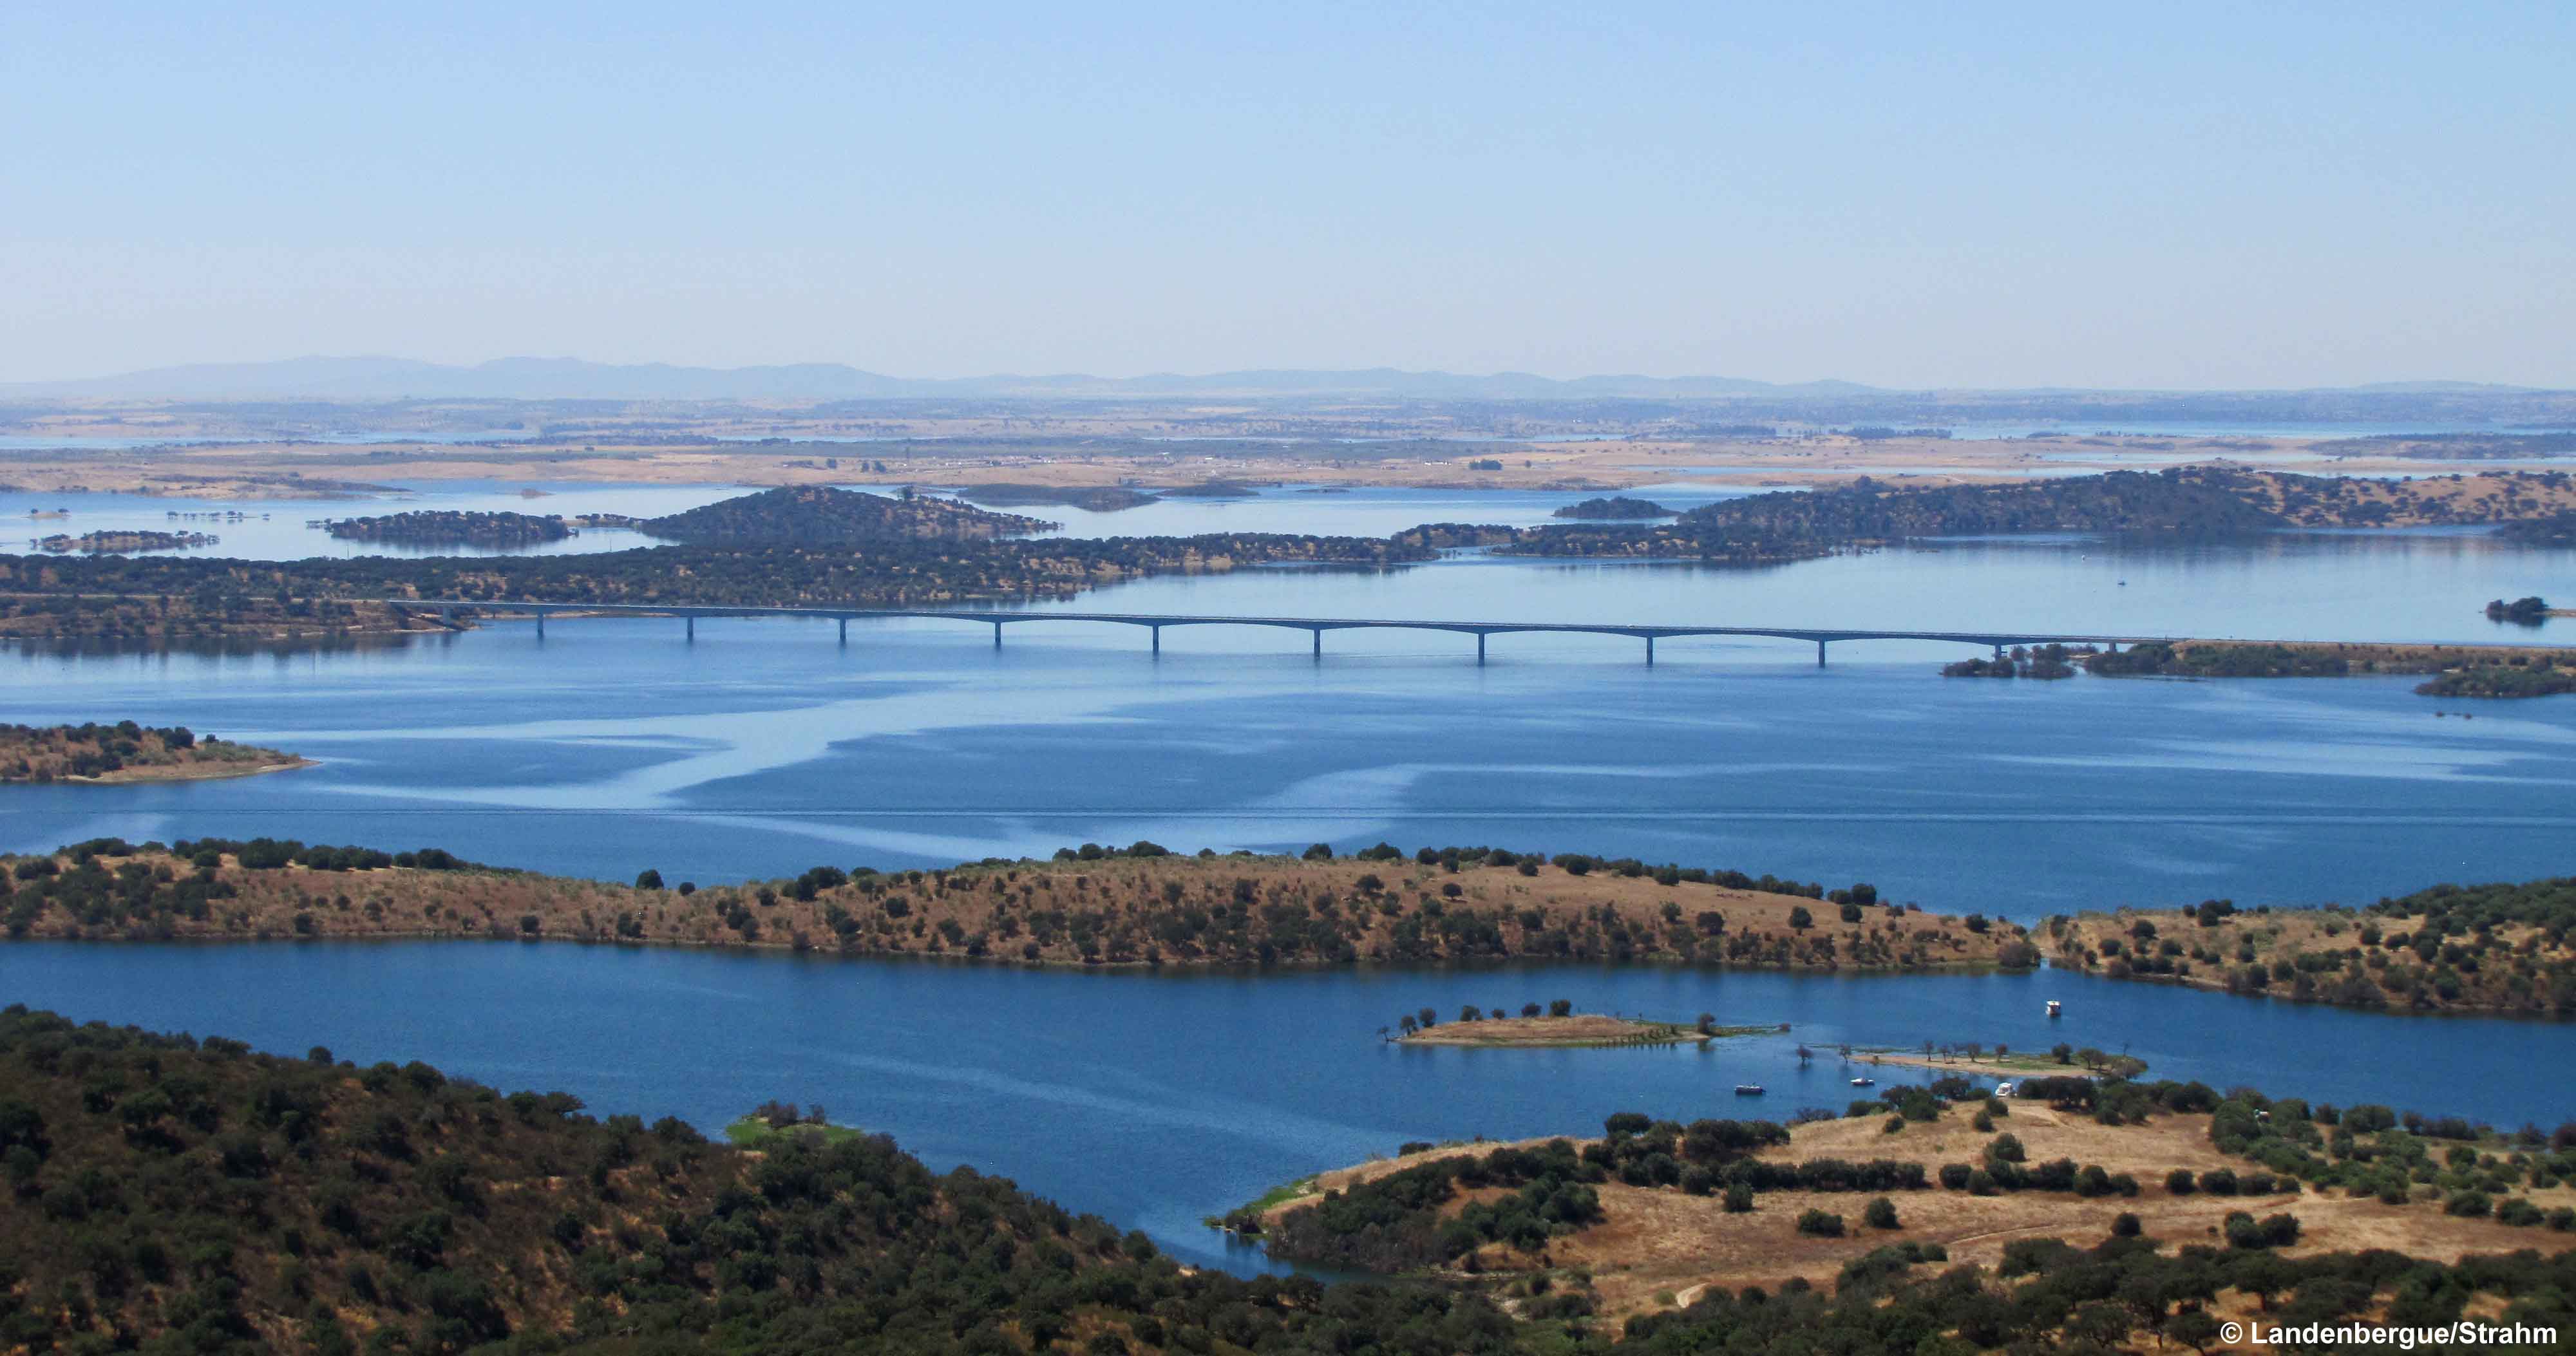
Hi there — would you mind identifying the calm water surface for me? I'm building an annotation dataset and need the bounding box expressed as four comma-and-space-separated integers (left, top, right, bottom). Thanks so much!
1, 538, 2568, 910
2, 507, 2573, 1273
3, 941, 2571, 1275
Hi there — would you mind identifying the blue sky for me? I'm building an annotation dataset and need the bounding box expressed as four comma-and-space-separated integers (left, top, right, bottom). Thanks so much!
4, 3, 2570, 387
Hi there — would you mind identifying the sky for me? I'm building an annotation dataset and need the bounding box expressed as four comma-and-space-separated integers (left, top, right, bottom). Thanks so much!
3, 2, 2571, 390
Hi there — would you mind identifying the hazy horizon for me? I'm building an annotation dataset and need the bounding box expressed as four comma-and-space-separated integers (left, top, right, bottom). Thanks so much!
5, 352, 2564, 400
6, 3, 2571, 389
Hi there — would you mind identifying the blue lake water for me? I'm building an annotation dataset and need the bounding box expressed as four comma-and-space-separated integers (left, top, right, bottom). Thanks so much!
0, 481, 1767, 558
3, 941, 2571, 1276
1, 532, 2568, 910
1, 511, 2571, 1276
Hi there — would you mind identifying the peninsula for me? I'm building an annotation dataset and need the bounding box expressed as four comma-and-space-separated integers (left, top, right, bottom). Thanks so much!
0, 722, 306, 783
2042, 875, 2576, 1015
10, 1002, 2576, 1354
0, 838, 2033, 974
1240, 1080, 2576, 1326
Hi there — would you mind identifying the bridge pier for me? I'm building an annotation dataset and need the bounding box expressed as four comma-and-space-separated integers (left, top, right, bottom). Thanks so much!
1150, 625, 1160, 657
1477, 633, 1486, 666
1311, 628, 1322, 660
838, 617, 848, 645
535, 610, 544, 639
1817, 639, 1826, 668
1645, 636, 1656, 666
994, 621, 1003, 650
686, 616, 695, 642
1993, 642, 2004, 660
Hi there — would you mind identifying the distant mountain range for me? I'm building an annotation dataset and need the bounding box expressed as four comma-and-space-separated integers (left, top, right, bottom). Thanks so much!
0, 356, 2557, 403
1, 357, 1888, 401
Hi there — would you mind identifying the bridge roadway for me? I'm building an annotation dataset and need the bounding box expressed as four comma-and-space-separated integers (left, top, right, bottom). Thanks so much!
393, 599, 2181, 665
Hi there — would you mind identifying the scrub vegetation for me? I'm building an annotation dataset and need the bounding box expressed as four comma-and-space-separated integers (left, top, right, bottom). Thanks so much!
0, 722, 304, 784
2046, 877, 2576, 1015
10, 1002, 2573, 1353
1249, 1076, 2576, 1328
0, 838, 2031, 975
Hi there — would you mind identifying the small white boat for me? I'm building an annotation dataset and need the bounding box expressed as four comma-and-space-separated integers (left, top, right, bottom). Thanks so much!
1994, 1082, 2016, 1098
2045, 999, 2063, 1018
1734, 1084, 1765, 1096
1848, 1077, 1875, 1088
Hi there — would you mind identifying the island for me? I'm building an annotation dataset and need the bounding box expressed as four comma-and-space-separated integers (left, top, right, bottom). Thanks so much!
33, 529, 216, 553
1391, 1010, 1757, 1046
2487, 594, 2567, 625
321, 509, 571, 545
10, 471, 2576, 648
2042, 874, 2576, 1015
0, 484, 1440, 643
636, 484, 1057, 540
1551, 495, 1673, 520
1492, 466, 2576, 564
0, 721, 307, 783
0, 838, 2035, 974
1923, 638, 2576, 698
952, 483, 1161, 511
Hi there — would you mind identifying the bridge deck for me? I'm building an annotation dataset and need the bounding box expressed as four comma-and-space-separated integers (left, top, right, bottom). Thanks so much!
395, 599, 2161, 646
384, 599, 2576, 656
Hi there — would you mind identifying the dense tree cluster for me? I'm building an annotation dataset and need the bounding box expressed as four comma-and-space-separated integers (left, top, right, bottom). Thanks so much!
2086, 641, 2353, 678
0, 1006, 1535, 1356
322, 511, 569, 545
0, 531, 1437, 639
2496, 511, 2576, 546
633, 485, 1056, 541
1468, 467, 2576, 565
1549, 496, 1672, 520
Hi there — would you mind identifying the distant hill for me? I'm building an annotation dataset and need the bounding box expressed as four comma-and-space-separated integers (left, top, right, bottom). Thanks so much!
2, 357, 1879, 401
636, 486, 1056, 542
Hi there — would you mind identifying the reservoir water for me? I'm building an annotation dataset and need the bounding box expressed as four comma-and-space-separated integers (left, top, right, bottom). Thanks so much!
1, 501, 2571, 1274
3, 941, 2571, 1276
3, 532, 2570, 911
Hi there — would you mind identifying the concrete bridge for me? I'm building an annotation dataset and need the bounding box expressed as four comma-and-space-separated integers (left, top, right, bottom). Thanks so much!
392, 599, 2182, 666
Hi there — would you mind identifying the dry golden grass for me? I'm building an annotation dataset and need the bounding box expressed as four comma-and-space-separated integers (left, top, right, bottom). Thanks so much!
1396, 1014, 1713, 1047
3, 849, 2028, 977
2046, 904, 2571, 1016
1296, 1107, 2576, 1323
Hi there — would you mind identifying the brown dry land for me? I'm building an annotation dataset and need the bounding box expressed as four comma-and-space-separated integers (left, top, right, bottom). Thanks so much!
15, 427, 2568, 500
1396, 1015, 1716, 1047
1, 724, 307, 784
1839, 1049, 2090, 1080
1274, 1109, 2576, 1324
2045, 901, 2576, 1017
0, 847, 2031, 976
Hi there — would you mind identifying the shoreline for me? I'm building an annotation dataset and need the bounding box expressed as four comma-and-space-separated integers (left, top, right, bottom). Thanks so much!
1391, 1013, 1744, 1047
43, 755, 317, 786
